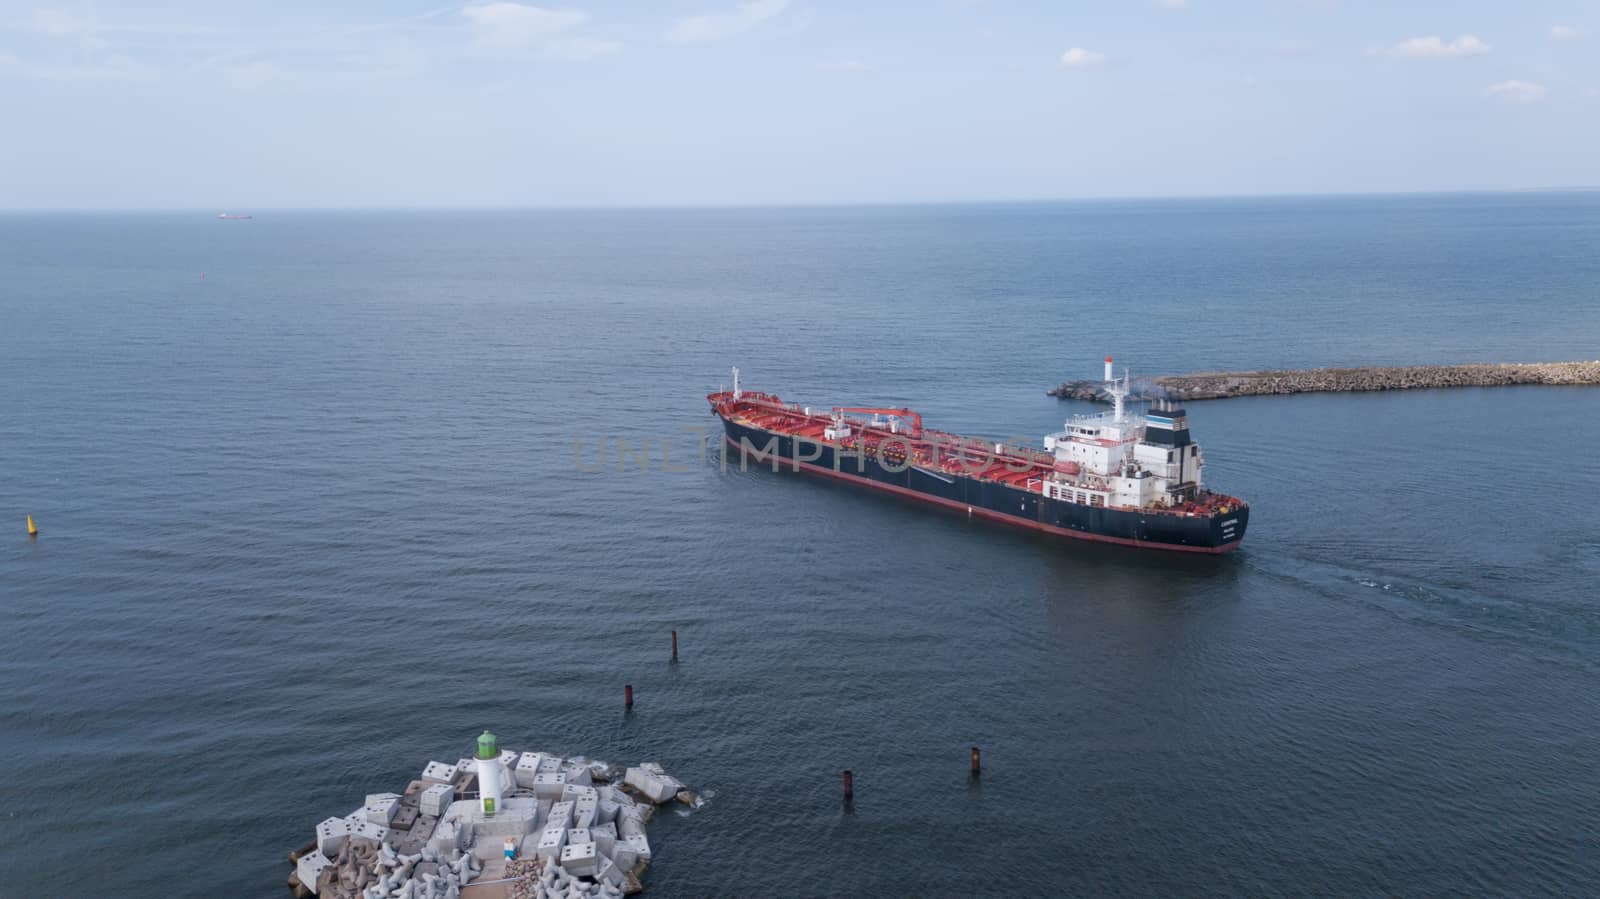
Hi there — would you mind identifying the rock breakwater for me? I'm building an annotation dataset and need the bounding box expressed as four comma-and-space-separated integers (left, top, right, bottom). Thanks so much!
287, 735, 696, 899
1047, 361, 1600, 403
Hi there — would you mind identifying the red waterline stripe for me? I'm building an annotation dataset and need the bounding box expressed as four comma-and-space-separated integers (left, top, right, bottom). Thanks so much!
722, 435, 1239, 555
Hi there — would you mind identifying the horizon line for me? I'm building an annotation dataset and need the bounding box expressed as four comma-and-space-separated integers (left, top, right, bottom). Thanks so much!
2, 185, 1597, 214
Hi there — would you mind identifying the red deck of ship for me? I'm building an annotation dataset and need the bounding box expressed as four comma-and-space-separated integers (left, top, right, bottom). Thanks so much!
708, 390, 1245, 519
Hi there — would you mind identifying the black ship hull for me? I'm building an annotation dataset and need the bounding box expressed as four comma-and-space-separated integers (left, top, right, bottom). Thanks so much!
718, 418, 1247, 553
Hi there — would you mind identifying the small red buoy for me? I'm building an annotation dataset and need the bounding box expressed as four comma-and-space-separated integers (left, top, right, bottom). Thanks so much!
671, 629, 678, 661
624, 684, 633, 709
971, 746, 981, 775
843, 769, 853, 801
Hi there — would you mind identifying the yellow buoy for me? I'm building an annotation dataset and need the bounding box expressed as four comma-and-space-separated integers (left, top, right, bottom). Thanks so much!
26, 514, 37, 537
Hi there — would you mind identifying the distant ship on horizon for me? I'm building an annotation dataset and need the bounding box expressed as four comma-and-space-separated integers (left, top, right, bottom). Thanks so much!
217, 212, 252, 220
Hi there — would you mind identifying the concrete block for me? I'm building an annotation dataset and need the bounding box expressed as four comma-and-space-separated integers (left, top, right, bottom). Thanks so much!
596, 800, 620, 826
610, 840, 638, 870
408, 813, 439, 845
419, 783, 454, 818
560, 783, 598, 803
574, 797, 597, 830
533, 771, 567, 800
390, 804, 419, 830
514, 752, 544, 788
391, 829, 426, 856
470, 812, 535, 840
566, 828, 591, 845
439, 799, 478, 824
506, 796, 541, 820
533, 826, 566, 863
559, 841, 598, 877
616, 806, 644, 838
546, 800, 574, 829
537, 755, 563, 773
364, 793, 401, 825
296, 850, 333, 895
623, 833, 651, 863
314, 817, 349, 857
428, 820, 460, 856
421, 761, 459, 784
636, 761, 683, 792
560, 762, 593, 787
590, 822, 616, 860
597, 857, 625, 887
623, 767, 676, 804
349, 820, 390, 844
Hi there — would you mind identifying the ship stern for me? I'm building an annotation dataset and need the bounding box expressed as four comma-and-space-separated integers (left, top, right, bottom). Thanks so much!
1211, 505, 1248, 551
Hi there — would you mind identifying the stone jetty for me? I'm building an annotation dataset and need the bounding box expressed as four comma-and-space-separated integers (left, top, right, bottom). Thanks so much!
1047, 361, 1600, 403
287, 734, 696, 899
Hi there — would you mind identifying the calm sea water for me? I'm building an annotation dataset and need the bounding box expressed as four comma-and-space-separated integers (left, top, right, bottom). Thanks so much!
2, 194, 1599, 897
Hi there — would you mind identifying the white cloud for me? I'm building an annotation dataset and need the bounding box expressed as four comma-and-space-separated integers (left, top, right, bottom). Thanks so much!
31, 8, 90, 36
0, 53, 155, 81
1485, 80, 1547, 104
462, 3, 585, 48
1550, 25, 1583, 42
1059, 47, 1107, 68
816, 59, 867, 72
224, 60, 279, 89
666, 0, 789, 43
1155, 0, 1188, 8
542, 37, 622, 60
1376, 35, 1490, 59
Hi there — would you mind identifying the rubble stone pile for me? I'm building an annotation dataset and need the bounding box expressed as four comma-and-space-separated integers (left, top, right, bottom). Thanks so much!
1048, 361, 1600, 402
288, 744, 694, 898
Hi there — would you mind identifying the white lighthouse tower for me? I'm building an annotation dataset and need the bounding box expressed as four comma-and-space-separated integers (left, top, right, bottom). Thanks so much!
474, 731, 504, 816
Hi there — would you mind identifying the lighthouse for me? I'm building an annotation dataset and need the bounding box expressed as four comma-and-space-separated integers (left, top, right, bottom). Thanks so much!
475, 731, 504, 816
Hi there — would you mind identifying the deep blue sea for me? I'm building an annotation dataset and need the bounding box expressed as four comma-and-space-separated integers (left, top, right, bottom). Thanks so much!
2, 194, 1599, 897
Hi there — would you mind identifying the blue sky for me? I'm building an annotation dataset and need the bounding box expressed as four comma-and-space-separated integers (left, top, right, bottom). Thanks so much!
0, 0, 1595, 208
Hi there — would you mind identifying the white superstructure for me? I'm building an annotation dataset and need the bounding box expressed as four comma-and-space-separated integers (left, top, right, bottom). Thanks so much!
1041, 356, 1206, 510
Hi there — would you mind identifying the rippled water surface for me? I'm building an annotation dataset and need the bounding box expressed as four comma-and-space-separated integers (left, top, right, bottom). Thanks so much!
2, 195, 1599, 896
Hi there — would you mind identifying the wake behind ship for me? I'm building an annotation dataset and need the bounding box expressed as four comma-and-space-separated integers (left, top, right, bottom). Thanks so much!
707, 358, 1249, 553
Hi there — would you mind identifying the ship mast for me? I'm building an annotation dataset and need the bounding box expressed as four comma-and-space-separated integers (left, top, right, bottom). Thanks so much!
732, 366, 741, 400
1103, 355, 1129, 422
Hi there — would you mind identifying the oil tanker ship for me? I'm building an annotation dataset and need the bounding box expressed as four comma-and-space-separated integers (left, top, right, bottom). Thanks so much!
707, 358, 1248, 553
